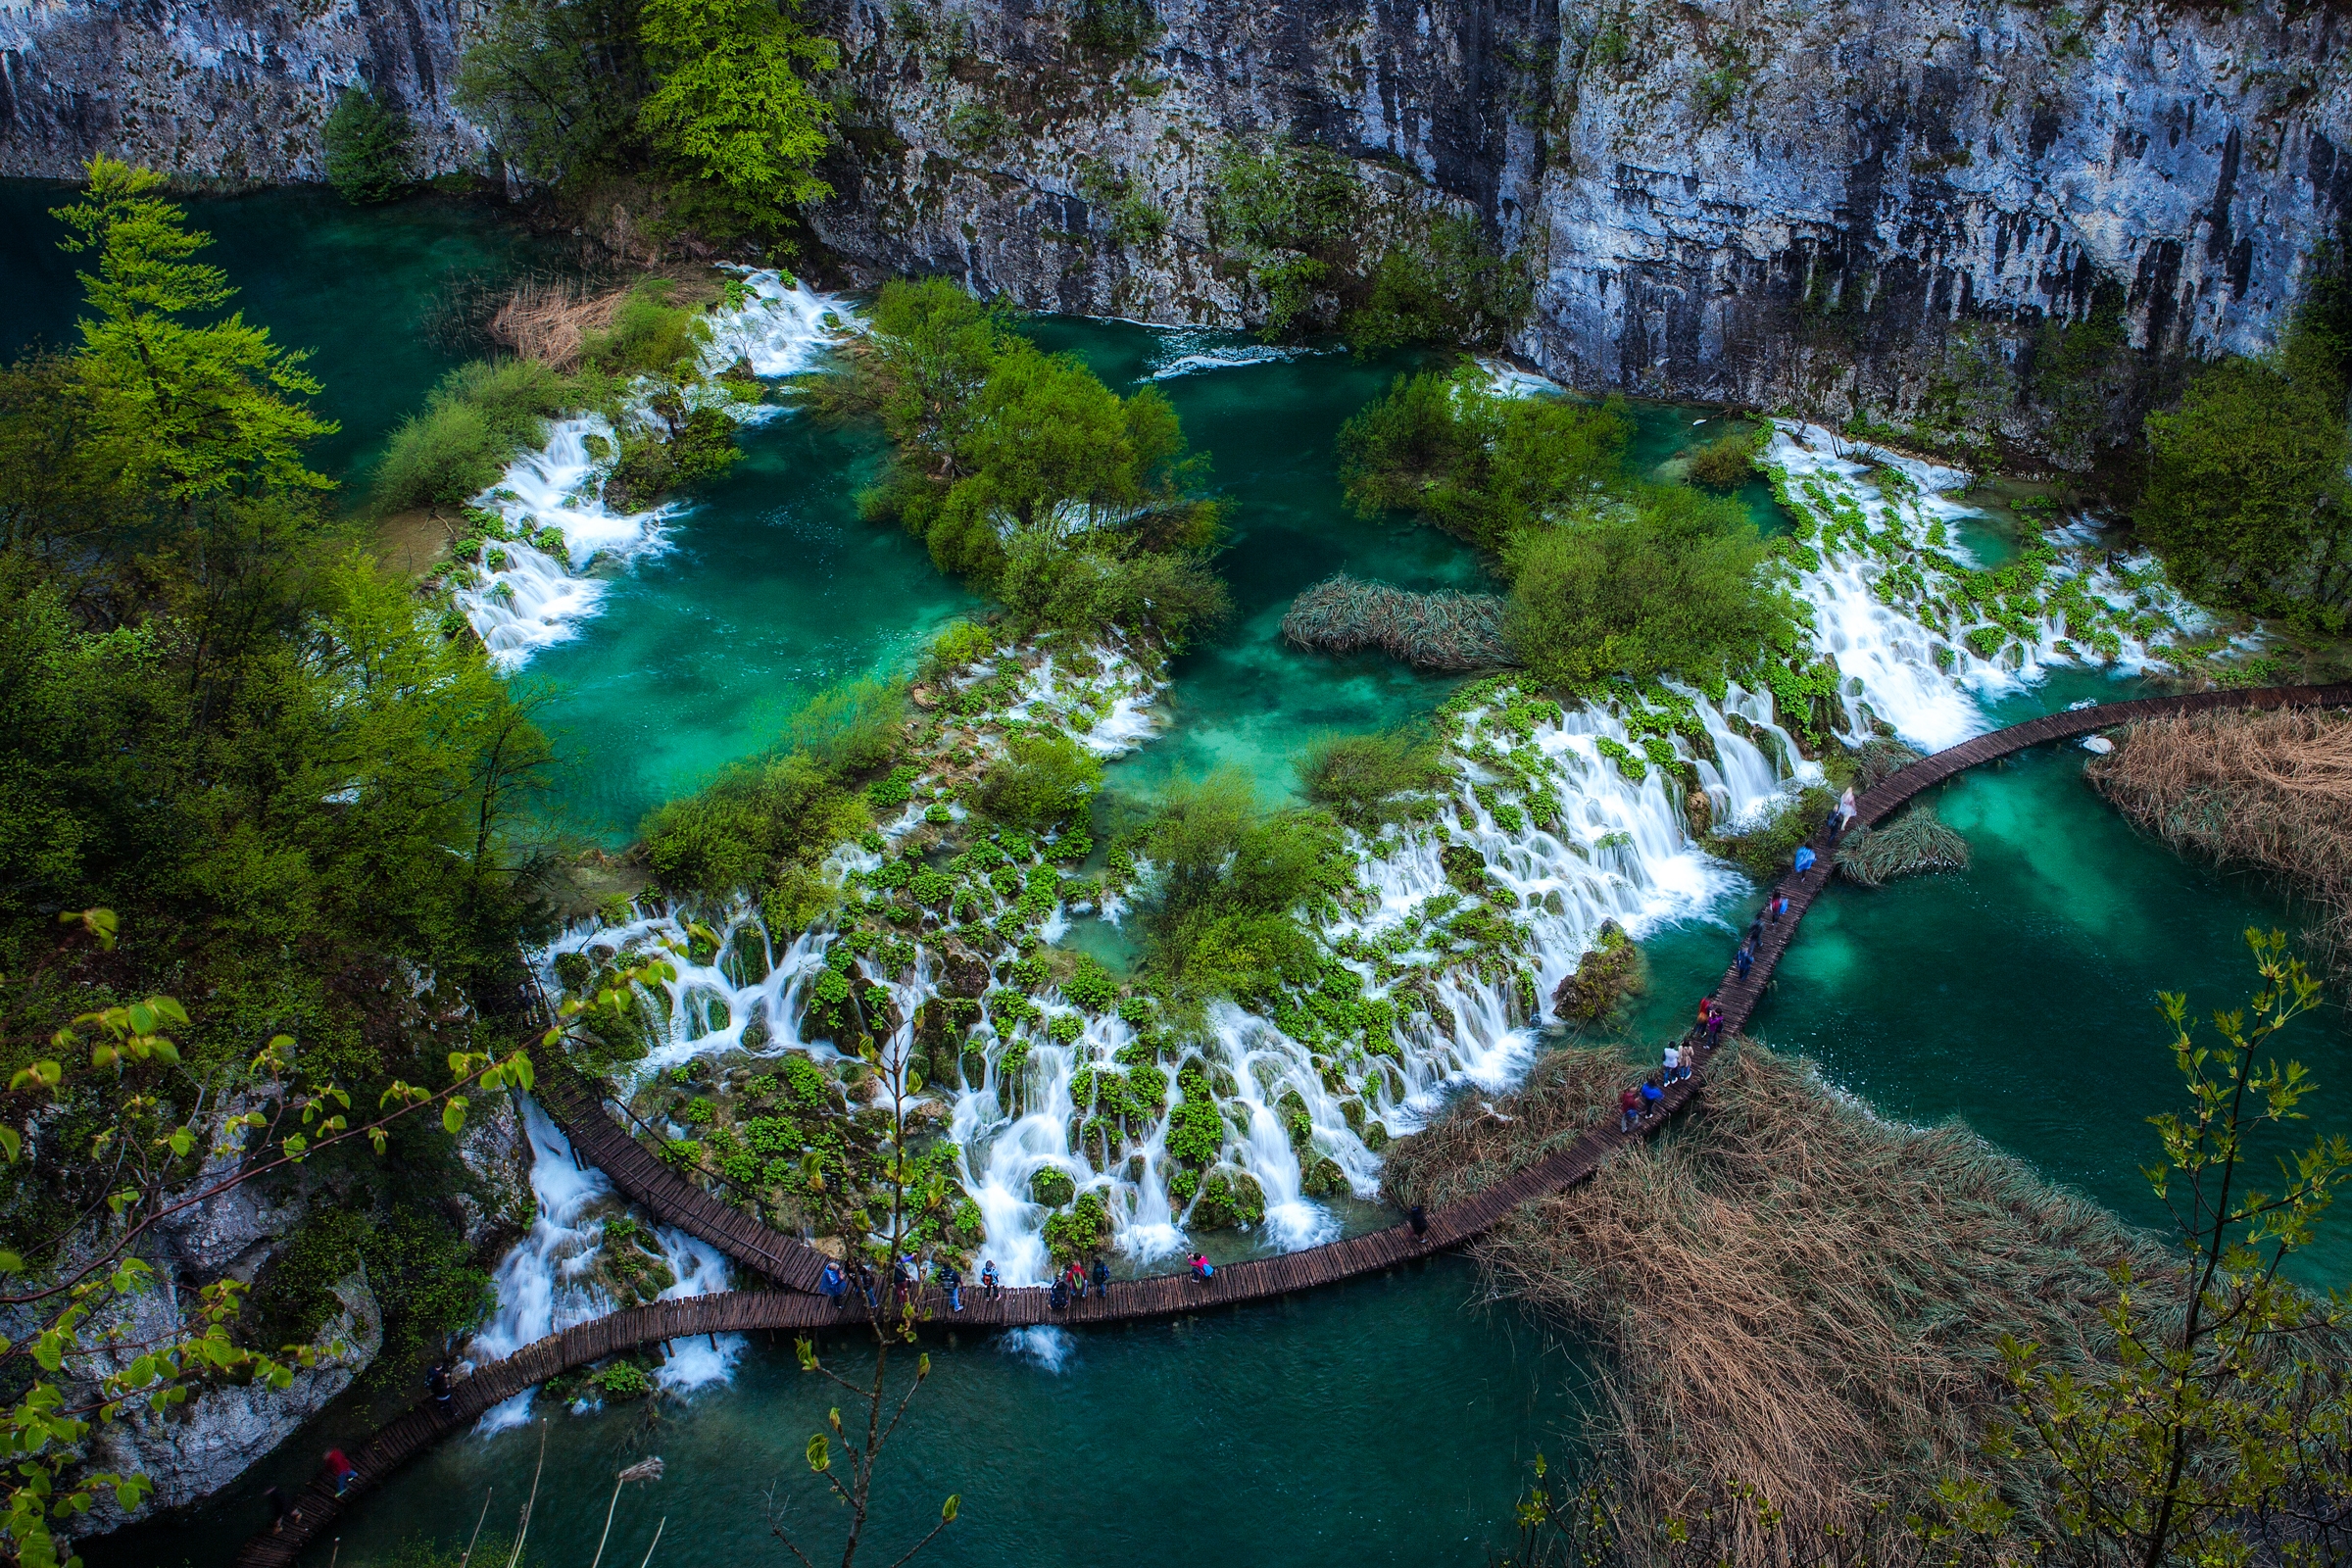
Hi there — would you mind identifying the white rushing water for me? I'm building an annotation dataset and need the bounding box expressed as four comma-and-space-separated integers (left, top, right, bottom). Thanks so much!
467, 1099, 744, 1430
453, 272, 852, 670
471, 334, 2226, 1399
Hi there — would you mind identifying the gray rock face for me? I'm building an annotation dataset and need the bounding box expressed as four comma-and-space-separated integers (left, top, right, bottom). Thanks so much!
801, 0, 2350, 443
4, 0, 2342, 434
0, 0, 489, 183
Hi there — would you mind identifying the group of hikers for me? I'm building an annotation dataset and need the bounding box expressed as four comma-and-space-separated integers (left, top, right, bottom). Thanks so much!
818, 1250, 1145, 1313
1614, 796, 1851, 1136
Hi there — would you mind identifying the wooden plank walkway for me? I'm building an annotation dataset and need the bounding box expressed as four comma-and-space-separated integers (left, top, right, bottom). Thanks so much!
231, 681, 2352, 1568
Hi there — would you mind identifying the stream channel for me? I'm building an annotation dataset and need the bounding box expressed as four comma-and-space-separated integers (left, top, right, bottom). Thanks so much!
9, 186, 2343, 1568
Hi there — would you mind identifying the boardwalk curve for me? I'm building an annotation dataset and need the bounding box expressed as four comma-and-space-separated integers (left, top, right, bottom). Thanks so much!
233, 682, 2352, 1567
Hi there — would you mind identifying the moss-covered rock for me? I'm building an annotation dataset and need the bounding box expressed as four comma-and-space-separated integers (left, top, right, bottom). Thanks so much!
1043, 1190, 1113, 1266
1302, 1155, 1348, 1198
1552, 920, 1647, 1030
1029, 1166, 1077, 1208
1189, 1167, 1267, 1230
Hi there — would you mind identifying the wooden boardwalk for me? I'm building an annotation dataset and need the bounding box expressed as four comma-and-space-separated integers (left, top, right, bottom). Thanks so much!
231, 681, 2351, 1567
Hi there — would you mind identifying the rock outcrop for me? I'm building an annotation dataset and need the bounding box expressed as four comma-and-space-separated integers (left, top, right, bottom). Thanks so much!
6, 0, 2345, 444
0, 0, 489, 184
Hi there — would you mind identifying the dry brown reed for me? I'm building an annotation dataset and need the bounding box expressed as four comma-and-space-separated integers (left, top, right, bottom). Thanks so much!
2086, 709, 2352, 978
1280, 573, 1519, 670
1835, 805, 1969, 887
1387, 1042, 2178, 1561
489, 276, 632, 371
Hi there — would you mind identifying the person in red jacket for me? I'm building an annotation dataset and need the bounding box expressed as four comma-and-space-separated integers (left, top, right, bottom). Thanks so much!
323, 1448, 359, 1496
1619, 1085, 1642, 1133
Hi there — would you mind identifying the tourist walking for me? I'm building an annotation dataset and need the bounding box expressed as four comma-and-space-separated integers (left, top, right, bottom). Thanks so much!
1792, 844, 1816, 875
819, 1257, 848, 1309
857, 1257, 878, 1310
1838, 785, 1857, 827
1619, 1084, 1642, 1132
265, 1486, 290, 1534
1735, 940, 1753, 978
1705, 1003, 1726, 1046
981, 1259, 1001, 1300
1639, 1074, 1665, 1118
1745, 911, 1764, 948
1189, 1252, 1215, 1284
1091, 1256, 1110, 1298
1050, 1272, 1070, 1311
322, 1448, 359, 1497
1662, 1042, 1681, 1081
1408, 1203, 1428, 1237
1769, 891, 1788, 923
939, 1260, 963, 1312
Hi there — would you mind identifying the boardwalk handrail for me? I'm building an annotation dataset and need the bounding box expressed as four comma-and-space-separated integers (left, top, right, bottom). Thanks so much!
230, 682, 2352, 1568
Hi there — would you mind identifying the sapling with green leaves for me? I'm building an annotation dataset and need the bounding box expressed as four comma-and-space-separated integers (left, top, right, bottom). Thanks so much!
1988, 927, 2352, 1567
766, 986, 961, 1568
0, 912, 677, 1568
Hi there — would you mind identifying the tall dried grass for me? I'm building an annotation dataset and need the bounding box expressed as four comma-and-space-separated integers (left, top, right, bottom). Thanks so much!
1836, 805, 1969, 887
1280, 573, 1518, 671
489, 275, 632, 372
1387, 1042, 2178, 1560
2086, 710, 2352, 978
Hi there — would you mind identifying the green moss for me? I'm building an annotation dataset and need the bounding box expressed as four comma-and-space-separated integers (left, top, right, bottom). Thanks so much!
1029, 1166, 1077, 1207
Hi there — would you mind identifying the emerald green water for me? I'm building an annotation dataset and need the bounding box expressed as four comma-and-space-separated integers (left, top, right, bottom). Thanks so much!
0, 183, 555, 480
13, 189, 2346, 1568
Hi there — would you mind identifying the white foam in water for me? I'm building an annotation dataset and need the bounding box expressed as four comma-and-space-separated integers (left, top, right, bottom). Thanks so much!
1477, 357, 1567, 399
998, 1326, 1076, 1371
538, 651, 1824, 1285
1146, 331, 1325, 380
455, 272, 854, 669
468, 1099, 740, 1422
1763, 422, 2203, 750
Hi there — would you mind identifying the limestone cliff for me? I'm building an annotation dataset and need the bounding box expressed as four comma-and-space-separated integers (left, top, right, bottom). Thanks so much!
4, 0, 2345, 443
0, 0, 489, 184
803, 0, 2351, 448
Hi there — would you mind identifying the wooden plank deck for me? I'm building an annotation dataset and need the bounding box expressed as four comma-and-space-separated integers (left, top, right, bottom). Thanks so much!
231, 681, 2352, 1568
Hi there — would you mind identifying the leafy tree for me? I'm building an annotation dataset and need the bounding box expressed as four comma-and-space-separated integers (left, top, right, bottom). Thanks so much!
637, 0, 839, 226
321, 87, 416, 204
372, 358, 567, 512
819, 278, 1227, 644
455, 0, 652, 189
1500, 487, 1791, 692
0, 912, 550, 1568
2136, 324, 2352, 629
1337, 368, 1631, 552
1345, 214, 1534, 356
54, 157, 334, 508
1990, 928, 2352, 1567
976, 732, 1102, 829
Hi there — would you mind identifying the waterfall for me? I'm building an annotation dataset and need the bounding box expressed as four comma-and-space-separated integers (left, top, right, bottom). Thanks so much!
534, 650, 1820, 1286
452, 272, 853, 670
468, 1099, 744, 1428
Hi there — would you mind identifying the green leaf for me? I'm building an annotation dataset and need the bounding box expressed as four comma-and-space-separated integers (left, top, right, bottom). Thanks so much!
806, 1433, 829, 1473
0, 1126, 21, 1163
167, 1128, 193, 1158
443, 1097, 468, 1135
942, 1494, 960, 1522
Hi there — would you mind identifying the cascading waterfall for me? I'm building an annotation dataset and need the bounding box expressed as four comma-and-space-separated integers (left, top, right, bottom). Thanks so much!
532, 655, 1821, 1289
1765, 422, 2207, 749
467, 1099, 744, 1429
452, 272, 853, 670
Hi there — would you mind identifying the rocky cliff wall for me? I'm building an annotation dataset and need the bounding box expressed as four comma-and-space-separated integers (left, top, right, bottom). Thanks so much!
4, 0, 2345, 438
0, 0, 490, 183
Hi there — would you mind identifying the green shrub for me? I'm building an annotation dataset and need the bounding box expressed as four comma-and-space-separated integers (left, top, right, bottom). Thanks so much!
322, 87, 416, 204
1344, 214, 1532, 354
373, 359, 568, 512
641, 748, 869, 906
605, 401, 741, 508
1298, 727, 1447, 829
788, 678, 906, 773
582, 283, 709, 378
1135, 770, 1348, 1003
1500, 487, 1792, 692
1685, 428, 1763, 489
922, 618, 999, 677
977, 731, 1102, 829
590, 1360, 655, 1399
1337, 368, 1631, 551
1043, 1189, 1114, 1263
